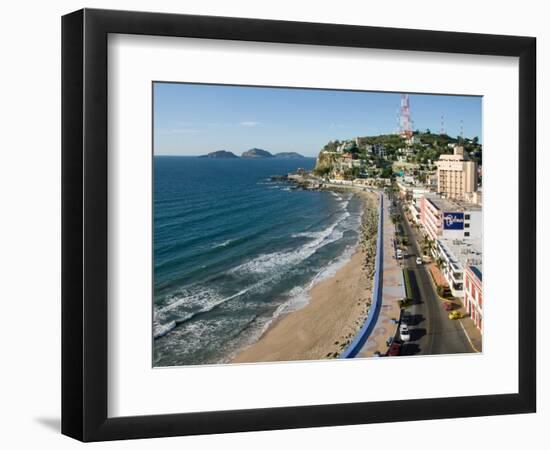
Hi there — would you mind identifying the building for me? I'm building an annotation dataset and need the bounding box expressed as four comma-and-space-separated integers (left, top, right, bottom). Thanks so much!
434, 237, 482, 297
408, 201, 421, 224
435, 146, 477, 200
464, 265, 483, 332
372, 143, 386, 158
417, 194, 482, 298
336, 142, 347, 153
395, 176, 432, 202
398, 147, 415, 157
463, 189, 483, 206
406, 135, 421, 145
419, 194, 481, 242
395, 174, 434, 224
337, 152, 363, 170
417, 193, 483, 298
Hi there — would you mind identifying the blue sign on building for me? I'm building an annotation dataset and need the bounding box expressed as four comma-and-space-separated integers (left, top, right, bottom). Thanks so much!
443, 212, 465, 230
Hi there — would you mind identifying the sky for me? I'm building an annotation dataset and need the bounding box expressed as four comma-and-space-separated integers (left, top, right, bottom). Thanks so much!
153, 82, 482, 157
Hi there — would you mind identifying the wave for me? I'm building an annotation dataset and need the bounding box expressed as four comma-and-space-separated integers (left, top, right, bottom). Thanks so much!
212, 238, 236, 249
286, 243, 356, 310
153, 190, 363, 354
153, 286, 254, 339
231, 210, 350, 275
154, 234, 360, 355
291, 231, 323, 239
227, 241, 359, 352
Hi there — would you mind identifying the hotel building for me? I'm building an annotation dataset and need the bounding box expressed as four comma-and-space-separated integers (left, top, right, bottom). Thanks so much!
419, 194, 482, 298
436, 146, 477, 200
419, 195, 481, 242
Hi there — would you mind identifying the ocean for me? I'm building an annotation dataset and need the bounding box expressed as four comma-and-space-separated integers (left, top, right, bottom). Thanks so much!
153, 156, 363, 366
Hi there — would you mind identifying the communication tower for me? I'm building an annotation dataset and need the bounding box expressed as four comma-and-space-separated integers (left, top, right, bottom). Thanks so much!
399, 94, 413, 139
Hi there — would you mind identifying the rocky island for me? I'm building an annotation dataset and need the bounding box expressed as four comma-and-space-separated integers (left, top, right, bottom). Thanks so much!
241, 148, 274, 158
199, 150, 239, 159
274, 152, 305, 158
199, 148, 307, 159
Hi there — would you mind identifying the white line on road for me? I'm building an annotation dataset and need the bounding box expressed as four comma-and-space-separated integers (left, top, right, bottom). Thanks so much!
458, 319, 481, 353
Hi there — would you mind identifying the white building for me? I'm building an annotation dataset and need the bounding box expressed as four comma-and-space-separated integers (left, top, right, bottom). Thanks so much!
395, 177, 432, 202
434, 237, 482, 297
417, 194, 483, 297
408, 201, 421, 224
407, 135, 421, 145
419, 195, 482, 242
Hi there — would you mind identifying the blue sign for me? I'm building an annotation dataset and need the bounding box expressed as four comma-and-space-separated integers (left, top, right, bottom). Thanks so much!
443, 212, 465, 230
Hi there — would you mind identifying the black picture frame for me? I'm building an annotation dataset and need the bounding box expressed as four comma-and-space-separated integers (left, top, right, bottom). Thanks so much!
62, 8, 536, 442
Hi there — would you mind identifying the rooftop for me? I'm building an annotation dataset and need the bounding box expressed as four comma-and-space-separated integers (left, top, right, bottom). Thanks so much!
437, 236, 482, 274
425, 194, 481, 212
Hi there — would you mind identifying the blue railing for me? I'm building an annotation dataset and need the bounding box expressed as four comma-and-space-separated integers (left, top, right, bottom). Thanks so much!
339, 192, 384, 358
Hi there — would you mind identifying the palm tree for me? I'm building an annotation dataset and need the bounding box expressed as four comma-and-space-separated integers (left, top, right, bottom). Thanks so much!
436, 256, 447, 273
422, 237, 434, 256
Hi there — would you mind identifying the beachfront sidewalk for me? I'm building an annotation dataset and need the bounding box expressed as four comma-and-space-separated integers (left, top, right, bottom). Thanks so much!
357, 193, 405, 358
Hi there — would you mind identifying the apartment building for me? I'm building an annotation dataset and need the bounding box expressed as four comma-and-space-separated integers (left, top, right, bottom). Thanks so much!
436, 146, 477, 200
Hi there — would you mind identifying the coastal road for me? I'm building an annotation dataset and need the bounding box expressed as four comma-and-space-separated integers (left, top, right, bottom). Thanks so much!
393, 198, 473, 356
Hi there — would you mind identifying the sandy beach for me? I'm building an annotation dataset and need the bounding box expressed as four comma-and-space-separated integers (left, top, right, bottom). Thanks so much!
232, 191, 377, 363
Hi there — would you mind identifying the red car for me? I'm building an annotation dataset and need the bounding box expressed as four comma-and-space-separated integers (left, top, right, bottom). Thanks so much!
387, 341, 402, 356
443, 301, 454, 311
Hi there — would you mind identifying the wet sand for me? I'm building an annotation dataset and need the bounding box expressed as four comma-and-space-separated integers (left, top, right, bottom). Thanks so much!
232, 196, 376, 363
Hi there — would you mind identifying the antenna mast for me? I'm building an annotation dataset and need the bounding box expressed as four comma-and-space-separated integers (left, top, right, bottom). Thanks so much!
399, 94, 413, 139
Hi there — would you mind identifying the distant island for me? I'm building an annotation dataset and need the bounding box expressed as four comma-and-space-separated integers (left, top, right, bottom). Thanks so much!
199, 149, 306, 159
274, 152, 305, 159
199, 150, 239, 159
241, 148, 306, 158
241, 148, 274, 158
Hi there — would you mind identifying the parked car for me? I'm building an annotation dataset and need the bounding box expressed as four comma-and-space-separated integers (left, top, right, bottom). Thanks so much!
399, 324, 411, 342
448, 310, 465, 320
416, 257, 422, 265
387, 341, 402, 356
396, 249, 403, 259
443, 301, 454, 311
386, 336, 394, 347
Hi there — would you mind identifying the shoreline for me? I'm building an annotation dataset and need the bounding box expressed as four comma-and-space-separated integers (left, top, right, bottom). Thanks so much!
232, 190, 377, 363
